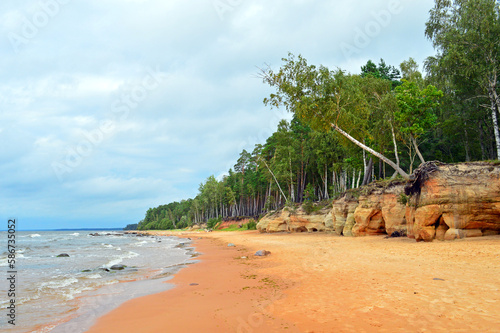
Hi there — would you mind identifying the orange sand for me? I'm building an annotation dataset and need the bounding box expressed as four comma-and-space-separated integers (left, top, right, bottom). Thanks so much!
88, 231, 500, 332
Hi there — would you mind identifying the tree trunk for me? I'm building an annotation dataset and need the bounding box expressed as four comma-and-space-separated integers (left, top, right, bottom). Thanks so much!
332, 123, 410, 179
352, 169, 356, 189
464, 126, 470, 162
479, 122, 486, 160
362, 157, 373, 186
488, 86, 500, 159
410, 134, 425, 164
378, 157, 382, 179
259, 157, 288, 202
390, 123, 401, 179
324, 166, 329, 199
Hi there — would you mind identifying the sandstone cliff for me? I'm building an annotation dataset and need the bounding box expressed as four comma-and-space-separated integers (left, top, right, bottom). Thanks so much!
405, 161, 500, 241
257, 162, 500, 241
256, 205, 332, 233
351, 180, 407, 237
257, 180, 408, 237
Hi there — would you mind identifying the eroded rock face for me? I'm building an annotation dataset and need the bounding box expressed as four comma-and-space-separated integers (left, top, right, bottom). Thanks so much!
257, 162, 500, 241
332, 195, 359, 236
352, 182, 407, 237
256, 206, 331, 233
405, 162, 500, 242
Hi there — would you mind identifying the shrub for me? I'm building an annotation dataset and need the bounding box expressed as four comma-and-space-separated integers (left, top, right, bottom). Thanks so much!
207, 217, 222, 229
303, 200, 315, 214
245, 219, 257, 230
398, 193, 409, 205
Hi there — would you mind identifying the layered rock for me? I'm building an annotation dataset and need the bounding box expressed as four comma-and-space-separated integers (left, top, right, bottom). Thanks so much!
405, 161, 500, 242
332, 194, 359, 236
257, 206, 331, 233
351, 181, 407, 237
257, 162, 500, 241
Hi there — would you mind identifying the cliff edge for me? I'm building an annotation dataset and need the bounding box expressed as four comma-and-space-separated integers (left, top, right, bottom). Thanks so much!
257, 161, 500, 241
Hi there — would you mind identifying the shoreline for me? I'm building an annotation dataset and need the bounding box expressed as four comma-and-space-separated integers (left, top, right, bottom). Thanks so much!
87, 231, 298, 332
88, 231, 500, 332
31, 233, 194, 333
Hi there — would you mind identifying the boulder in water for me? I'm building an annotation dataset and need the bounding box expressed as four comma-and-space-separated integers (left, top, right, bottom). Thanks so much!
110, 264, 126, 270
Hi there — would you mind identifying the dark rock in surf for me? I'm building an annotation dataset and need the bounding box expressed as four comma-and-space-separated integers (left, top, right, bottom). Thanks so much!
110, 264, 126, 270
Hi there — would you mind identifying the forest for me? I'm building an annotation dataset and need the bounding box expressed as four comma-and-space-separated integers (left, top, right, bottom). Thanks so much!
137, 0, 500, 231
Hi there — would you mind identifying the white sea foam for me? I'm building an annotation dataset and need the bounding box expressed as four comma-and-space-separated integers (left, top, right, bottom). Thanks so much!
105, 258, 123, 267
64, 286, 93, 300
39, 277, 79, 290
132, 240, 148, 247
104, 251, 139, 268
11, 230, 191, 332
123, 251, 139, 259
86, 273, 102, 279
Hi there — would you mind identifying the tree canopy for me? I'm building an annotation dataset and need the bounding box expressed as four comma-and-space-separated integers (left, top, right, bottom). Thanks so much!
136, 1, 500, 230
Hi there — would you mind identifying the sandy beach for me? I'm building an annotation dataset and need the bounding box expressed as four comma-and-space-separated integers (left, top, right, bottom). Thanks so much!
87, 231, 500, 332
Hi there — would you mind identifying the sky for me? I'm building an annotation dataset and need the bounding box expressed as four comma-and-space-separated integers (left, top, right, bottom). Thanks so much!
0, 0, 437, 230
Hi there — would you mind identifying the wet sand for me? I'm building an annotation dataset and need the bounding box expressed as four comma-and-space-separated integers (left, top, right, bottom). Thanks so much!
88, 231, 500, 332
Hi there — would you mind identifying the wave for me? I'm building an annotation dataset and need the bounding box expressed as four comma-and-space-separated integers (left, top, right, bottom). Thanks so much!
64, 286, 93, 300
39, 277, 79, 290
104, 251, 140, 268
131, 240, 149, 247
85, 273, 102, 279
105, 257, 124, 268
29, 234, 41, 238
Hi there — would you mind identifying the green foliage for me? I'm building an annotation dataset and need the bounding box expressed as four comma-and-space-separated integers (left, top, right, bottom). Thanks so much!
302, 183, 317, 214
302, 200, 314, 214
394, 80, 443, 138
398, 193, 409, 205
245, 219, 257, 230
138, 10, 500, 230
425, 0, 500, 159
207, 217, 222, 229
123, 223, 138, 230
361, 59, 402, 89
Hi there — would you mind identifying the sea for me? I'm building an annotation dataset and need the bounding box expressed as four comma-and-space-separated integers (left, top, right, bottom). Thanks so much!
0, 230, 194, 333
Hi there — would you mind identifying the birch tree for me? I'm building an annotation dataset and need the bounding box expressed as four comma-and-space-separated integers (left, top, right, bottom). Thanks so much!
425, 0, 500, 158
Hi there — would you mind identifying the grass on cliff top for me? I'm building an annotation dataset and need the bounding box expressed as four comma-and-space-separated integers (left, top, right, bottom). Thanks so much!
341, 176, 407, 199
448, 159, 500, 166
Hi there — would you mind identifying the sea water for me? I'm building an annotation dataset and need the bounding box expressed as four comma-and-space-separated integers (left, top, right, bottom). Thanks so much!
0, 230, 193, 332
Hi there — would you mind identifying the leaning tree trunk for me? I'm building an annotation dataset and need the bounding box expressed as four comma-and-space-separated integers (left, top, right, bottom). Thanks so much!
331, 123, 410, 180
488, 83, 500, 159
410, 134, 425, 164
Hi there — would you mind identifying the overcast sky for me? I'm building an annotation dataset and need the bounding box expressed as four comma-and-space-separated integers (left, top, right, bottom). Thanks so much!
0, 0, 436, 230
